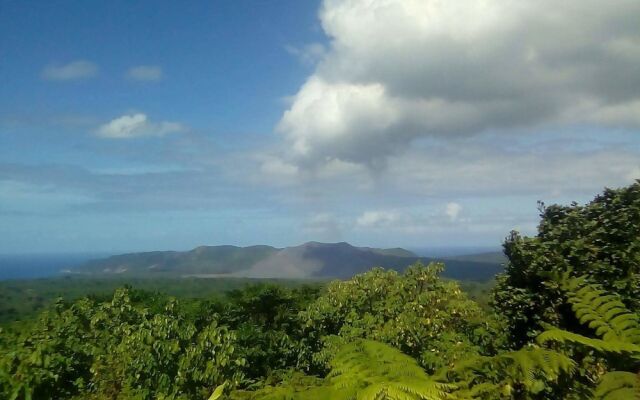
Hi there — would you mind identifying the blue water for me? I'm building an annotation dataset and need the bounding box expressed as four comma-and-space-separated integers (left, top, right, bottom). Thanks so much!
0, 253, 109, 280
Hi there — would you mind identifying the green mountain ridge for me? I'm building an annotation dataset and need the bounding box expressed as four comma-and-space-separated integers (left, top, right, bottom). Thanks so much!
72, 242, 502, 281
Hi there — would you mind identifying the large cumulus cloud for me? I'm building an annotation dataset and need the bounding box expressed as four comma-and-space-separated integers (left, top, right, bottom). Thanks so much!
278, 0, 640, 167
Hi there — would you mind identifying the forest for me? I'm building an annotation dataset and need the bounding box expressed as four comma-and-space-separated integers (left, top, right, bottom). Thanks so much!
1, 182, 639, 399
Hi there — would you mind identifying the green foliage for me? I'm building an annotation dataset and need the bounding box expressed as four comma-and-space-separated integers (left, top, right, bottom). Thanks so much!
0, 276, 316, 326
231, 339, 576, 400
0, 289, 245, 400
535, 273, 640, 399
230, 340, 453, 400
232, 264, 572, 400
537, 329, 640, 357
219, 284, 320, 380
301, 263, 504, 373
327, 340, 453, 400
557, 273, 640, 345
593, 371, 640, 400
536, 273, 640, 361
448, 347, 575, 399
493, 182, 640, 347
209, 382, 227, 400
457, 280, 495, 311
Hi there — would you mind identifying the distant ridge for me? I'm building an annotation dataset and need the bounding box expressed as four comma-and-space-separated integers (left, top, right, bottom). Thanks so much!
72, 242, 503, 281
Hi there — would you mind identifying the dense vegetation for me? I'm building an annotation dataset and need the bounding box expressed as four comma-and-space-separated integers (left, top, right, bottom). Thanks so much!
1, 182, 638, 399
0, 277, 319, 326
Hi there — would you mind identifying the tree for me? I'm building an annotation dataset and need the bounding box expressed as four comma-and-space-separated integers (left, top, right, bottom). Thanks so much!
0, 289, 245, 400
492, 182, 640, 347
220, 284, 319, 379
301, 263, 504, 373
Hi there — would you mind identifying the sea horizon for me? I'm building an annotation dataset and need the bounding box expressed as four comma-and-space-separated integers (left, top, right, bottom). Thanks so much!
0, 253, 110, 280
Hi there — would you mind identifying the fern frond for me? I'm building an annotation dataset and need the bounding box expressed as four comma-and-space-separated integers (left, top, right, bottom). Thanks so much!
451, 347, 574, 393
559, 275, 640, 344
593, 371, 640, 400
537, 328, 640, 356
355, 381, 450, 400
450, 381, 502, 399
329, 340, 453, 400
502, 348, 575, 386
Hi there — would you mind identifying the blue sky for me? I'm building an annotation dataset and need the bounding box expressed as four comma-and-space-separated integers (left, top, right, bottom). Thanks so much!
1, 0, 639, 254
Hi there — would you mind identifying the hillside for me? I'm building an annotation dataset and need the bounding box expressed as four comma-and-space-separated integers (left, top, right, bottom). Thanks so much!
73, 245, 278, 276
71, 242, 502, 281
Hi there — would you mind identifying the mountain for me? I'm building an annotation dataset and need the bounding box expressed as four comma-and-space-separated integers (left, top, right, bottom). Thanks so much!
356, 246, 417, 258
74, 245, 278, 275
71, 242, 503, 281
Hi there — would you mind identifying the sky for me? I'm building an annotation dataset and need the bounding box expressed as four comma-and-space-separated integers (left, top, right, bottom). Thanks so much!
1, 0, 639, 254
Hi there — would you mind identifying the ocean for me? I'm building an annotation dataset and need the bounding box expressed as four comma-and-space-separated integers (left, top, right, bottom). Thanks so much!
0, 253, 108, 280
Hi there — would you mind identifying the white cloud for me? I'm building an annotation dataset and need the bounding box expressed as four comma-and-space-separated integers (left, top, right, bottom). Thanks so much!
445, 202, 462, 221
126, 65, 163, 81
278, 77, 400, 165
277, 0, 640, 167
41, 60, 98, 81
356, 210, 401, 228
96, 113, 185, 139
385, 142, 640, 198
